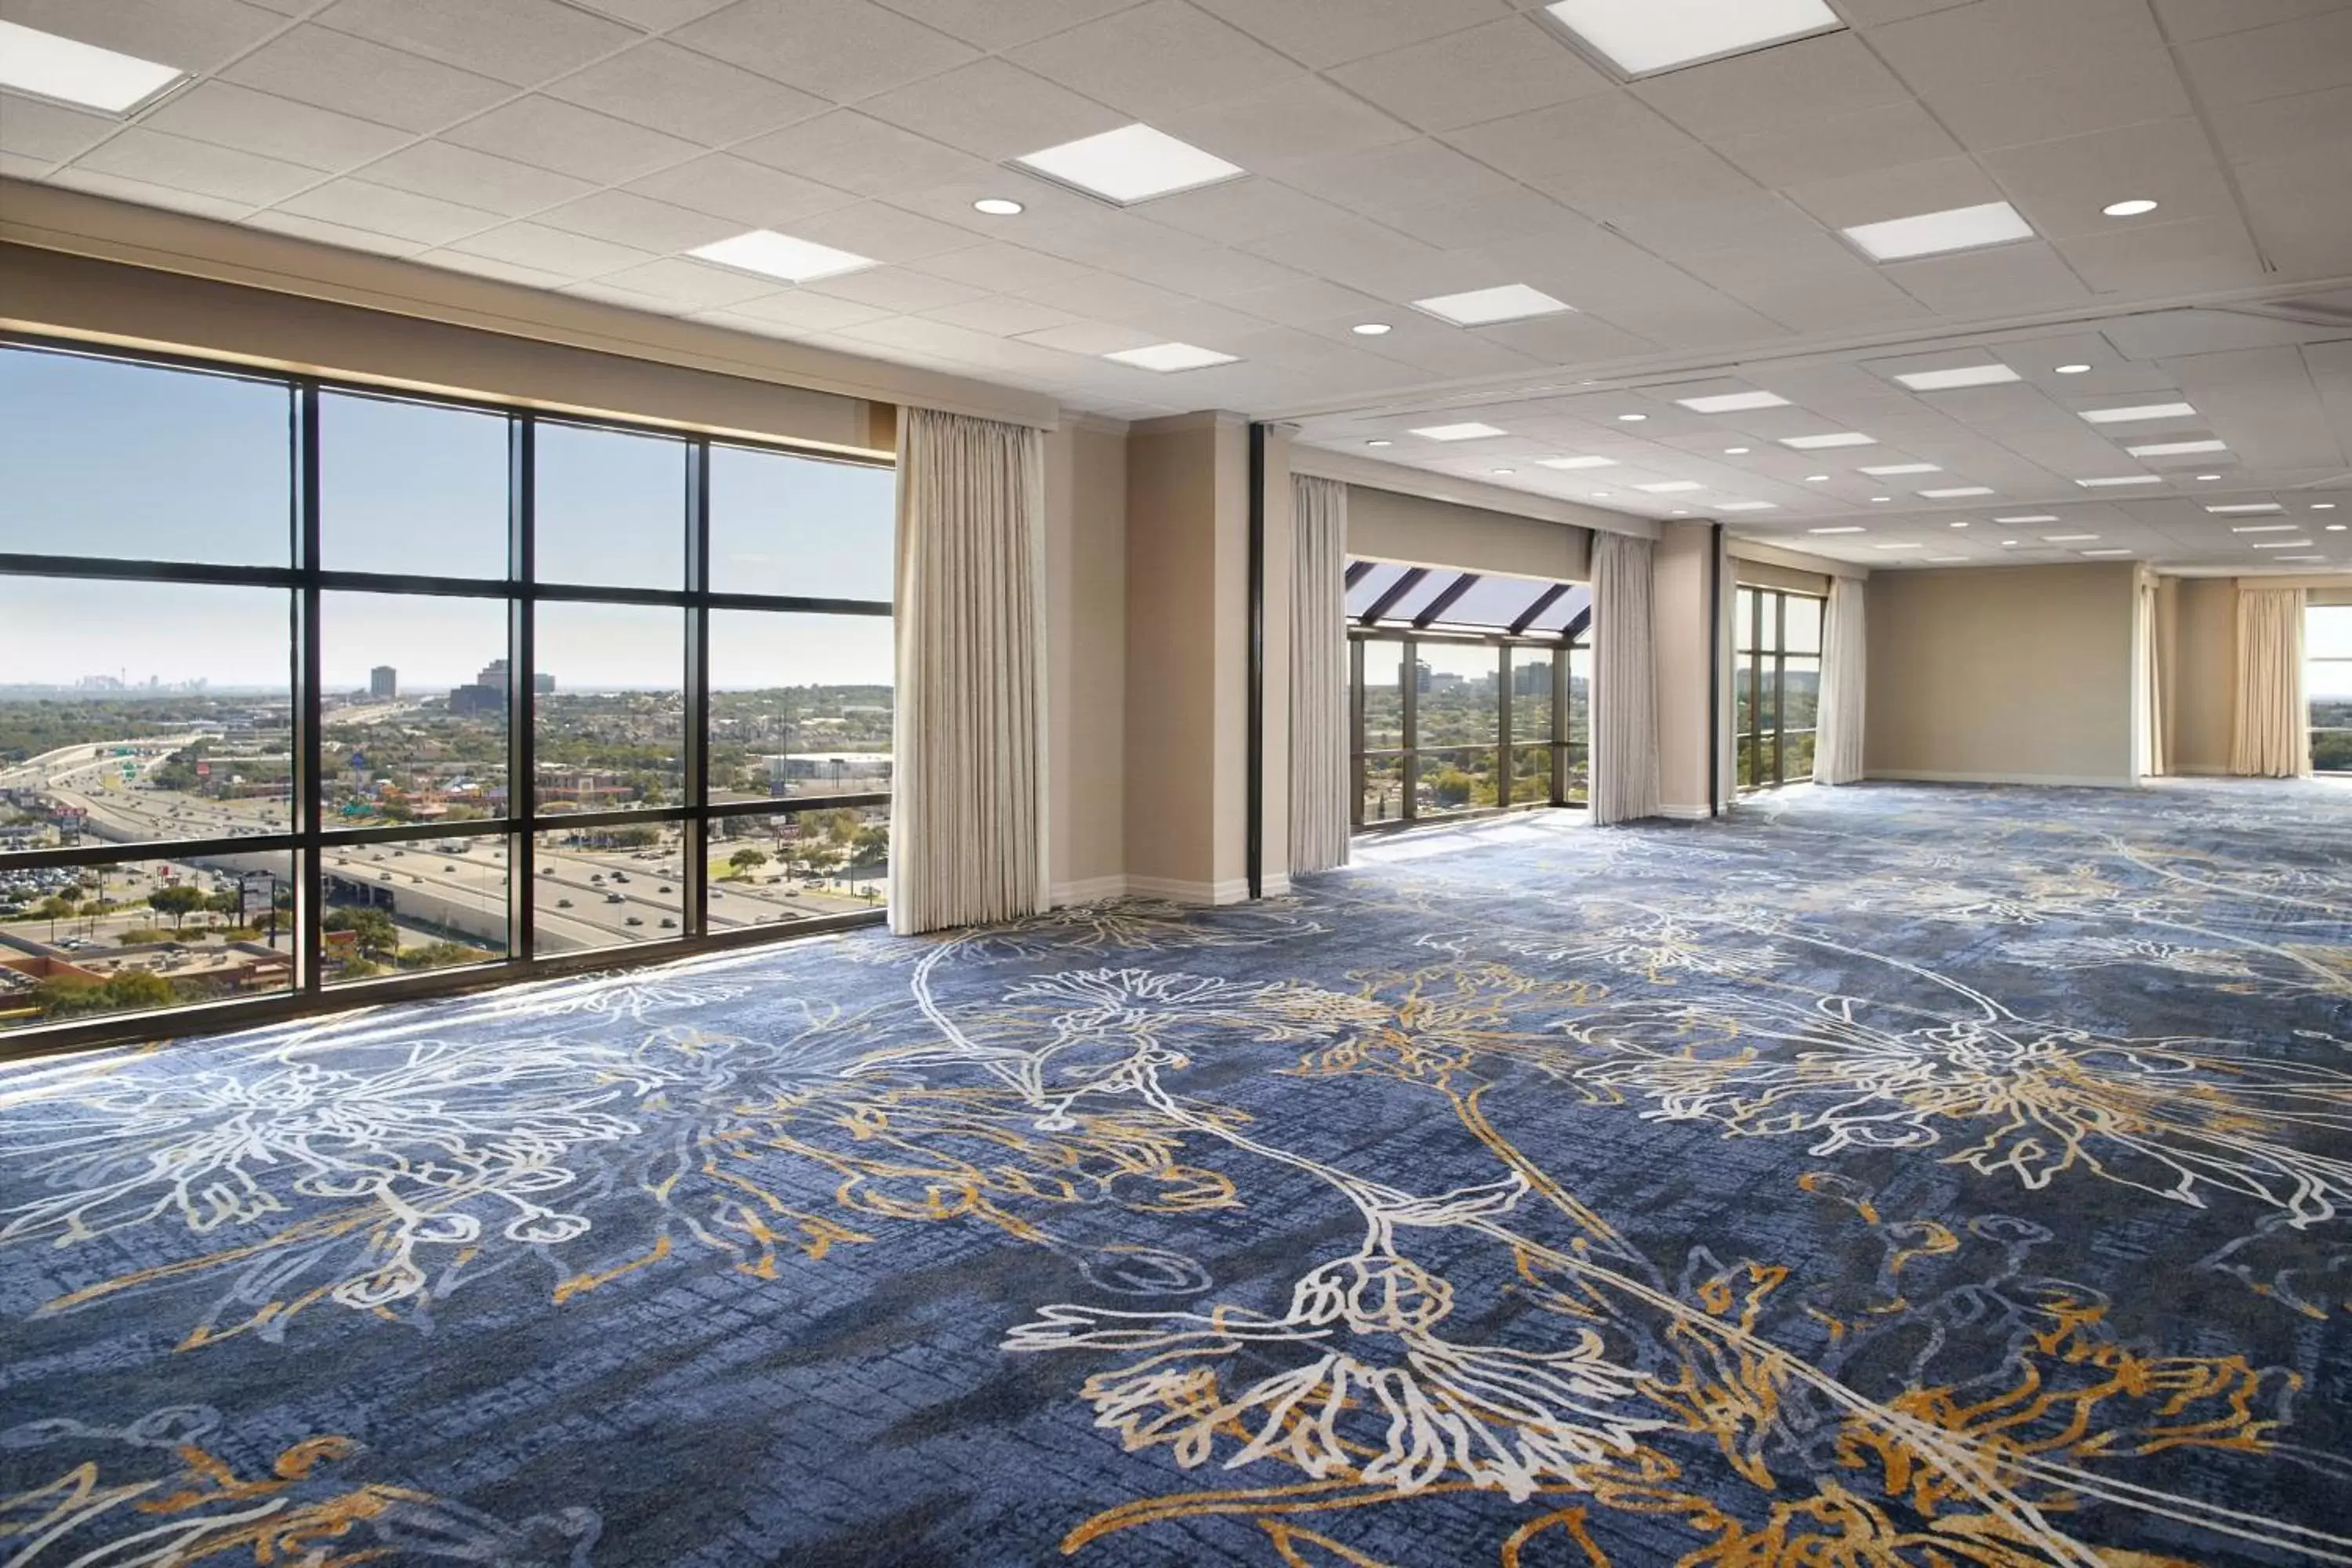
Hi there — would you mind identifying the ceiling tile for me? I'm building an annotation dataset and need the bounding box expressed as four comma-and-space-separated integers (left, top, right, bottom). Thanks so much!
1279, 138, 1522, 221
1011, 268, 1192, 318
543, 41, 825, 145
1187, 0, 1512, 70
1780, 153, 2004, 230
0, 95, 115, 164
243, 209, 428, 256
1632, 32, 1910, 143
1160, 75, 1417, 172
1920, 46, 2194, 153
731, 111, 993, 196
566, 0, 739, 29
858, 58, 1124, 162
1111, 243, 1309, 300
865, 0, 1141, 49
140, 81, 411, 173
2153, 0, 2351, 44
0, 0, 286, 74
71, 128, 319, 204
359, 140, 596, 217
2056, 217, 2269, 295
1606, 191, 1831, 257
1017, 321, 1168, 356
782, 200, 985, 262
1011, 1, 1299, 121
314, 0, 641, 86
442, 96, 701, 183
1714, 100, 1962, 189
591, 256, 779, 307
670, 0, 978, 102
917, 295, 1086, 336
535, 188, 742, 252
1867, 0, 2167, 100
446, 220, 658, 278
2177, 5, 2352, 105
220, 24, 512, 133
1882, 241, 2092, 315
2209, 82, 2352, 164
45, 165, 256, 219
271, 176, 503, 244
902, 241, 1097, 292
1980, 118, 2237, 240
717, 289, 895, 330
802, 266, 990, 311
1138, 176, 1358, 245
1444, 93, 1760, 217
427, 251, 582, 290
1327, 16, 1610, 132
622, 152, 857, 227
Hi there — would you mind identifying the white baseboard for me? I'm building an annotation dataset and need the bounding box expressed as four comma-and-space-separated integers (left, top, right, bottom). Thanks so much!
1126, 874, 1258, 906
1867, 769, 2143, 789
2169, 763, 2230, 776
1050, 875, 1127, 907
1654, 803, 1715, 821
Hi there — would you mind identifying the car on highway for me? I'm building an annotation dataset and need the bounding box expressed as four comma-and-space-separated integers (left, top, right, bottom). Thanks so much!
624, 916, 644, 927
612, 873, 630, 884
378, 873, 393, 882
659, 916, 677, 929
557, 898, 573, 909
605, 892, 624, 904
658, 884, 673, 894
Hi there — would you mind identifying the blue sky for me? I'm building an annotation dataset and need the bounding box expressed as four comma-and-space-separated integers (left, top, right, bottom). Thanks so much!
1, 347, 896, 691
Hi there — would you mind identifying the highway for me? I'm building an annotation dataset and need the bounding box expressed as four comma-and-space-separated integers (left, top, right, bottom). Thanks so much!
6, 736, 882, 959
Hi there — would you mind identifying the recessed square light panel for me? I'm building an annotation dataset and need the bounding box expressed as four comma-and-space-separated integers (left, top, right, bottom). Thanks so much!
1410, 423, 1508, 442
0, 20, 184, 112
688, 230, 877, 283
1673, 390, 1790, 413
1843, 201, 2034, 261
1411, 285, 1576, 327
1014, 124, 1244, 205
1543, 0, 1843, 77
1892, 363, 2022, 391
1102, 342, 1238, 372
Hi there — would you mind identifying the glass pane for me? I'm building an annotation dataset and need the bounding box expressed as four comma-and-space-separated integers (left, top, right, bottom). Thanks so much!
1733, 663, 1754, 739
709, 808, 889, 927
1737, 588, 1758, 652
1428, 573, 1551, 630
1417, 746, 1497, 815
1510, 743, 1552, 806
322, 833, 508, 983
1784, 594, 1823, 655
532, 602, 684, 813
1345, 561, 1409, 619
1359, 754, 1406, 825
1758, 591, 1781, 652
1527, 583, 1590, 634
320, 391, 509, 579
0, 579, 292, 847
1756, 732, 1780, 786
708, 612, 893, 804
320, 593, 509, 826
533, 825, 685, 954
1783, 655, 1821, 732
1784, 730, 1817, 782
534, 422, 684, 589
709, 445, 893, 601
0, 347, 291, 568
1381, 571, 1459, 625
1561, 744, 1589, 804
1361, 641, 1405, 750
1414, 642, 1498, 748
1757, 657, 1780, 730
1510, 652, 1554, 743
1737, 735, 1757, 789
2308, 607, 2352, 660
2, 850, 294, 1035
1566, 646, 1591, 750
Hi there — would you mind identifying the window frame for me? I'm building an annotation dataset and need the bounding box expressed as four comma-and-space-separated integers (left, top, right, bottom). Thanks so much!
0, 332, 895, 1057
1733, 585, 1824, 793
1346, 577, 1592, 831
2310, 603, 2352, 776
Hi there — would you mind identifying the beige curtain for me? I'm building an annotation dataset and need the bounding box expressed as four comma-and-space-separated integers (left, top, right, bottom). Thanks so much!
1289, 476, 1349, 875
1813, 575, 1867, 785
2230, 586, 2309, 778
888, 408, 1048, 934
1590, 532, 1659, 825
2138, 581, 2166, 778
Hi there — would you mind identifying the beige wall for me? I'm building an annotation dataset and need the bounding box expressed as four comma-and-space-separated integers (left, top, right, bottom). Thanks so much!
1867, 563, 2140, 786
1736, 560, 1831, 595
1347, 485, 1590, 580
2169, 576, 2238, 775
1653, 522, 1719, 816
1044, 422, 1129, 902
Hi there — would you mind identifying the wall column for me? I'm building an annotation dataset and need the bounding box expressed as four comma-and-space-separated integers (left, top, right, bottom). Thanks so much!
1653, 521, 1719, 818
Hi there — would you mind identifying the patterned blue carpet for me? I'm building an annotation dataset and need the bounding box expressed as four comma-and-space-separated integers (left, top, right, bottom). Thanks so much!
2, 780, 2349, 1567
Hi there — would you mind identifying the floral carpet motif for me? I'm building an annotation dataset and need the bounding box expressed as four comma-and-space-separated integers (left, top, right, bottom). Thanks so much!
2, 780, 2349, 1566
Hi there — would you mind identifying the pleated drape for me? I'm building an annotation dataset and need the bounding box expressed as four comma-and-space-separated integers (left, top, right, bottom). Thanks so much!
2139, 581, 2166, 778
2230, 586, 2309, 778
1288, 476, 1349, 875
1812, 575, 1867, 785
887, 408, 1048, 934
1589, 532, 1659, 825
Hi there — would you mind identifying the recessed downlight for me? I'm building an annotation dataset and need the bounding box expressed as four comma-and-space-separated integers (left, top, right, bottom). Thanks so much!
0, 20, 184, 112
2198, 474, 2222, 481
2075, 475, 2163, 488
1723, 446, 1751, 455
1490, 467, 1516, 475
2127, 438, 2227, 457
1411, 283, 1575, 326
2055, 364, 2092, 375
1804, 474, 1829, 482
1994, 515, 2060, 524
2102, 198, 2158, 217
1780, 431, 1875, 449
2206, 503, 2284, 515
1871, 496, 1891, 503
1410, 422, 1507, 441
1875, 542, 1925, 551
1809, 526, 1865, 535
688, 229, 878, 283
1538, 456, 1617, 470
2044, 534, 2100, 543
972, 198, 1025, 216
1351, 322, 1392, 336
1617, 412, 1648, 422
2081, 548, 2134, 557
1014, 123, 1243, 205
1103, 341, 1239, 372
1718, 500, 1776, 511
1893, 363, 2021, 391
1919, 486, 1994, 499
1950, 521, 1970, 528
2232, 524, 2299, 533
1859, 463, 1940, 476
1366, 439, 1392, 448
2249, 539, 2315, 549
1843, 201, 2033, 261
2318, 503, 2340, 510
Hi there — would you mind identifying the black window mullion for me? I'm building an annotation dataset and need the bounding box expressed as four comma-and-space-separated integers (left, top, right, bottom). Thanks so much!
509, 416, 536, 964
1348, 637, 1365, 829
296, 382, 325, 997
1496, 644, 1512, 809
1399, 635, 1417, 824
684, 440, 710, 939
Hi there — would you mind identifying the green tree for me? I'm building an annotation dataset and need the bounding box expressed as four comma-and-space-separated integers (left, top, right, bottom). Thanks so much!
34, 895, 78, 941
322, 906, 399, 960
205, 891, 244, 928
728, 847, 769, 880
147, 884, 209, 932
34, 968, 175, 1019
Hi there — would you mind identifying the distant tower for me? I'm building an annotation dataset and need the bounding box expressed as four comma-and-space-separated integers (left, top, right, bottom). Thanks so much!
370, 665, 397, 699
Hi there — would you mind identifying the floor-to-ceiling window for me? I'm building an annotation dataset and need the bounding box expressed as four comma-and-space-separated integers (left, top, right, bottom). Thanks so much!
0, 337, 893, 1047
2312, 603, 2352, 774
1734, 585, 1823, 790
1344, 563, 1590, 828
